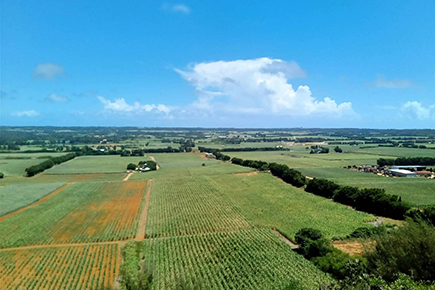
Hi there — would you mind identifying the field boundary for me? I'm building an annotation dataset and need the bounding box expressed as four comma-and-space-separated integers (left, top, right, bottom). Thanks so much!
0, 182, 72, 223
0, 240, 127, 252
135, 179, 153, 241
123, 172, 133, 181
272, 228, 299, 249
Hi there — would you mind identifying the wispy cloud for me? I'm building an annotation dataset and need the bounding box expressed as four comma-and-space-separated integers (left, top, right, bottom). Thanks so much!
33, 63, 64, 80
44, 93, 69, 103
175, 57, 355, 118
11, 110, 40, 117
400, 101, 435, 120
98, 96, 170, 115
374, 75, 413, 89
161, 3, 191, 14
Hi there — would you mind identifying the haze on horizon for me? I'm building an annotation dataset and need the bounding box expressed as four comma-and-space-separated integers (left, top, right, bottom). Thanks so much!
1, 1, 434, 129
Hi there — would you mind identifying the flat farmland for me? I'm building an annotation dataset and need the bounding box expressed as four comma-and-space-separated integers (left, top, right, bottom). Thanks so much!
43, 155, 150, 174
0, 181, 147, 248
143, 229, 331, 290
0, 244, 119, 290
145, 176, 252, 238
0, 182, 65, 217
0, 153, 68, 176
209, 173, 373, 239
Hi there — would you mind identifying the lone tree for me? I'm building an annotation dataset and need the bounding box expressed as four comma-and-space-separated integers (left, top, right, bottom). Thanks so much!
126, 163, 136, 170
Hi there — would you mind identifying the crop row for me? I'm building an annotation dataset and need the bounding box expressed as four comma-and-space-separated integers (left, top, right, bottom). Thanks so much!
0, 181, 147, 248
142, 229, 331, 290
145, 176, 252, 238
0, 244, 119, 290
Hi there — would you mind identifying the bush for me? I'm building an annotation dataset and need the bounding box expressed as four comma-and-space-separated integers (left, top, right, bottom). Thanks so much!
295, 228, 323, 245
127, 163, 137, 170
312, 249, 355, 279
365, 220, 435, 281
0, 172, 3, 179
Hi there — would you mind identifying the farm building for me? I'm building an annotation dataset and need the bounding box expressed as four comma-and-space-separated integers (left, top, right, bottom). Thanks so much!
391, 165, 427, 171
389, 169, 417, 177
205, 153, 216, 158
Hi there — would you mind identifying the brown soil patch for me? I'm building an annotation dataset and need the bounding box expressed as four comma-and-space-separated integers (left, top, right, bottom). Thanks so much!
150, 156, 160, 170
235, 171, 259, 176
333, 240, 365, 256
123, 172, 133, 181
135, 179, 153, 241
0, 183, 72, 223
272, 229, 299, 249
200, 154, 208, 160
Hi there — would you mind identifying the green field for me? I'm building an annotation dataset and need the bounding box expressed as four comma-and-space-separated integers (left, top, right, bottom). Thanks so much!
0, 182, 65, 216
146, 176, 252, 238
209, 173, 373, 239
143, 229, 331, 290
0, 153, 70, 176
229, 149, 435, 206
44, 155, 151, 174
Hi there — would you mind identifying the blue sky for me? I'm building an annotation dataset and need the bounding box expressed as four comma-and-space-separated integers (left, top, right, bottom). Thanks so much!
1, 0, 434, 128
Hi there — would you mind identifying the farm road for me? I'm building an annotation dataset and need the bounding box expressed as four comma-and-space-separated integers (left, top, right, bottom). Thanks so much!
135, 179, 153, 241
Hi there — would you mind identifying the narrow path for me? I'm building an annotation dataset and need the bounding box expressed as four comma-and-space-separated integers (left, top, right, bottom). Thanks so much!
122, 172, 133, 181
150, 156, 160, 170
0, 240, 127, 252
135, 179, 153, 241
0, 182, 72, 223
272, 229, 299, 249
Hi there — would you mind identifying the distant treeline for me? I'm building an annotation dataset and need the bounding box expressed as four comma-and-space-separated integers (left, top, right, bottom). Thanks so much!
25, 153, 76, 177
377, 157, 435, 167
198, 146, 288, 153
203, 149, 419, 220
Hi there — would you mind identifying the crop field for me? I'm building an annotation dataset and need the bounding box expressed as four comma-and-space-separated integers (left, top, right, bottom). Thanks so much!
145, 176, 252, 238
0, 181, 147, 248
209, 173, 373, 239
142, 229, 331, 290
0, 153, 69, 176
43, 155, 150, 174
0, 182, 65, 216
0, 244, 119, 290
330, 177, 435, 205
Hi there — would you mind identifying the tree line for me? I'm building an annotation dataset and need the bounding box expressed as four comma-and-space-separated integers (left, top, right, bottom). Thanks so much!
25, 153, 76, 177
377, 157, 435, 167
198, 146, 288, 153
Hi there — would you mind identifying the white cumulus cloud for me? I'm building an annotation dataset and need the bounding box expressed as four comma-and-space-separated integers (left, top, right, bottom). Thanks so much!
98, 96, 170, 115
11, 110, 40, 117
374, 75, 413, 89
400, 101, 435, 120
44, 93, 69, 103
161, 3, 191, 14
33, 63, 64, 80
176, 57, 354, 118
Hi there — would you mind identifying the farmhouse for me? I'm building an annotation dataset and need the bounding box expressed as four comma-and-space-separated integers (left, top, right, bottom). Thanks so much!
205, 153, 216, 158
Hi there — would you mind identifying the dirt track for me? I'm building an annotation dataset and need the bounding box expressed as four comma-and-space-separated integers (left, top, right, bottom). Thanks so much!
272, 229, 299, 249
135, 179, 153, 241
235, 171, 259, 176
0, 183, 72, 223
122, 172, 133, 181
150, 156, 160, 170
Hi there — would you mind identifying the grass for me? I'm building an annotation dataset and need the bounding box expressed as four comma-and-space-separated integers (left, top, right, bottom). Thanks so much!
208, 173, 374, 239
44, 155, 151, 174
0, 182, 65, 216
0, 181, 147, 247
143, 229, 331, 290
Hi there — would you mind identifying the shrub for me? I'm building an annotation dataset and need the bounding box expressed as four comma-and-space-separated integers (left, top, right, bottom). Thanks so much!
0, 172, 3, 179
365, 220, 435, 281
127, 163, 137, 170
295, 228, 323, 245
